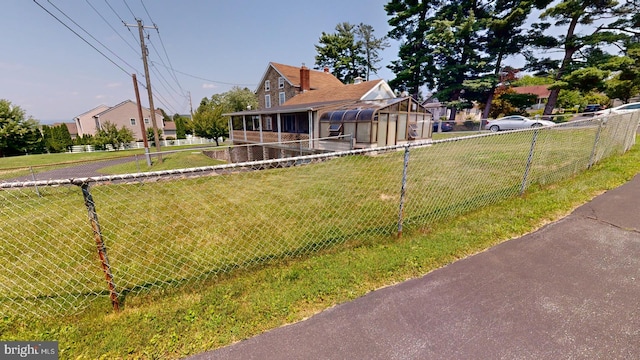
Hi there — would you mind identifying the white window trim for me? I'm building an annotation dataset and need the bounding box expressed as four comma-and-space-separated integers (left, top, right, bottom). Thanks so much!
264, 80, 270, 91
265, 94, 271, 108
130, 118, 136, 126
279, 91, 286, 105
144, 118, 150, 124
278, 77, 284, 89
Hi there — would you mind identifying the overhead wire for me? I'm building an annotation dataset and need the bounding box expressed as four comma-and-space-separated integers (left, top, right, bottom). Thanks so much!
84, 0, 139, 56
150, 61, 258, 87
35, 0, 193, 115
140, 0, 187, 96
33, 0, 131, 76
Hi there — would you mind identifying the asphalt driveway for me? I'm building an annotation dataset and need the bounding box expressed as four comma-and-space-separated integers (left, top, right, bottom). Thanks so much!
188, 173, 640, 359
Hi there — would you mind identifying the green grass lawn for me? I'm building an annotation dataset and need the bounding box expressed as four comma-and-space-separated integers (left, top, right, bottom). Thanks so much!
1, 128, 638, 359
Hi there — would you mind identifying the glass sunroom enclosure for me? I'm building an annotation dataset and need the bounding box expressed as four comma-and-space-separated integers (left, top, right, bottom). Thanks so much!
319, 97, 432, 148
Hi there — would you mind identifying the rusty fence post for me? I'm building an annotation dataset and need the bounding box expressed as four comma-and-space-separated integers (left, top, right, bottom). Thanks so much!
397, 144, 410, 238
80, 182, 119, 312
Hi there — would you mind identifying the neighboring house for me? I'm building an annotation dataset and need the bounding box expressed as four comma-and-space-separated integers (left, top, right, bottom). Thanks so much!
162, 120, 177, 139
74, 100, 163, 141
74, 104, 110, 137
512, 85, 551, 110
51, 122, 79, 140
226, 73, 432, 150
256, 62, 344, 109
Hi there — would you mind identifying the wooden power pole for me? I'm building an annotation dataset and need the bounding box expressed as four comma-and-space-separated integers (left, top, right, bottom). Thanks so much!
126, 19, 162, 163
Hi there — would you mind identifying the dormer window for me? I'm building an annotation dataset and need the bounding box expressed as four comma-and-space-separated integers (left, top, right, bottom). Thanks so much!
264, 80, 270, 91
278, 77, 284, 89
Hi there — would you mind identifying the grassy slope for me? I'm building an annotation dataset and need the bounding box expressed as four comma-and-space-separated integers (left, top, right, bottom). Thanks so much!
1, 137, 639, 359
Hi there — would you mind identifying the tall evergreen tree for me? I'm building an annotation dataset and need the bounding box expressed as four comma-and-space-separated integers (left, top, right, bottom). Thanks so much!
525, 0, 634, 115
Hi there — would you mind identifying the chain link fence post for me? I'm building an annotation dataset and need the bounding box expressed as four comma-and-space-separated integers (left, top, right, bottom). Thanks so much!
588, 118, 604, 169
79, 182, 119, 312
520, 128, 540, 195
397, 144, 410, 238
29, 166, 41, 197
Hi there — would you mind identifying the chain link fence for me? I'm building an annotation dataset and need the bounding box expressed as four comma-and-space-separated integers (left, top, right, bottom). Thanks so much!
1, 114, 638, 317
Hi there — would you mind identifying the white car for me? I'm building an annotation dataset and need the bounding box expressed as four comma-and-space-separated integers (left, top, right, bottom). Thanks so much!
595, 102, 640, 116
485, 115, 555, 132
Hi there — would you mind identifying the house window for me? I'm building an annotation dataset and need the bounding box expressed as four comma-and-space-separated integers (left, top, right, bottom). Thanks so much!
130, 118, 136, 126
264, 80, 270, 91
265, 94, 271, 108
265, 116, 272, 131
278, 77, 284, 89
279, 92, 286, 105
144, 118, 149, 125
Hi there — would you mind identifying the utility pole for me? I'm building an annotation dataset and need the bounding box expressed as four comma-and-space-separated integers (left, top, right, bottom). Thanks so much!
188, 91, 194, 122
132, 74, 151, 166
126, 19, 162, 163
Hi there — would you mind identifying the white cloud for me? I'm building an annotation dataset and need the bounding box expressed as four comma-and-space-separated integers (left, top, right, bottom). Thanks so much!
202, 83, 216, 89
95, 95, 107, 100
106, 82, 121, 88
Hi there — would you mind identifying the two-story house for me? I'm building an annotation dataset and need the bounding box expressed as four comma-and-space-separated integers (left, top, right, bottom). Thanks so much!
75, 100, 164, 141
256, 62, 344, 109
226, 63, 433, 151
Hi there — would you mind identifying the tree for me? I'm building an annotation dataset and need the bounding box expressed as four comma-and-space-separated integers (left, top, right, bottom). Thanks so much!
354, 23, 390, 80
173, 114, 191, 139
193, 97, 227, 146
525, 0, 634, 115
93, 121, 134, 150
147, 127, 163, 144
42, 123, 72, 153
224, 87, 259, 112
315, 22, 366, 83
0, 99, 43, 157
385, 0, 435, 98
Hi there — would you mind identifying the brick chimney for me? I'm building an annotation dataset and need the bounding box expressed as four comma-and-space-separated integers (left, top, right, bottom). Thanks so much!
300, 64, 310, 92
323, 66, 330, 73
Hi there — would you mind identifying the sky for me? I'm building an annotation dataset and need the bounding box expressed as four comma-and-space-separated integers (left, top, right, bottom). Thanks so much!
1, 0, 402, 123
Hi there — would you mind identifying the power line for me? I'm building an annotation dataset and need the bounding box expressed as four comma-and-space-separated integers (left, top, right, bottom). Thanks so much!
33, 0, 131, 76
44, 0, 140, 74
104, 0, 139, 44
140, 0, 186, 96
149, 61, 258, 87
84, 0, 139, 56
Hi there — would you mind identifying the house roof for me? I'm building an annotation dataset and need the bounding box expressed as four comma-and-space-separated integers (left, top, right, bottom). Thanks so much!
74, 104, 110, 119
51, 122, 78, 135
93, 100, 162, 117
266, 62, 343, 91
283, 79, 387, 106
163, 121, 176, 131
512, 85, 551, 98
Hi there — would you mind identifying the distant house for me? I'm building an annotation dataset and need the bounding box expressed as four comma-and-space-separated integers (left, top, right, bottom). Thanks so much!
256, 62, 344, 109
162, 120, 177, 139
226, 64, 432, 151
74, 100, 163, 141
51, 122, 79, 140
74, 104, 110, 138
512, 85, 551, 110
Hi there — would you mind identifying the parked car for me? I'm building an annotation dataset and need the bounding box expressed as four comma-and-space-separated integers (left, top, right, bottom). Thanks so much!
485, 115, 555, 132
595, 102, 640, 116
432, 121, 454, 132
584, 104, 603, 114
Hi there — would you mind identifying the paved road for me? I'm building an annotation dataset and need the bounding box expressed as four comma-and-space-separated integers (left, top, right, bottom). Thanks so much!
2, 156, 138, 183
188, 173, 640, 359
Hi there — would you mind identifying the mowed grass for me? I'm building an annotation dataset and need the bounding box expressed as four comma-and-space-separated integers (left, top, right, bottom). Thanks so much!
1, 130, 638, 358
